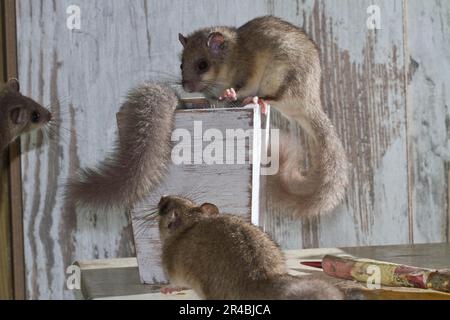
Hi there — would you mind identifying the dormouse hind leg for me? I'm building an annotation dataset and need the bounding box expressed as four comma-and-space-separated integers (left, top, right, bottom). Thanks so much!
160, 286, 186, 295
242, 96, 269, 115
219, 88, 269, 114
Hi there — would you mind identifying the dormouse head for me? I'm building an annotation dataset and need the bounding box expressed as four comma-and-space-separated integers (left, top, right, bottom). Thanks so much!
1, 79, 52, 138
179, 27, 236, 95
157, 195, 219, 241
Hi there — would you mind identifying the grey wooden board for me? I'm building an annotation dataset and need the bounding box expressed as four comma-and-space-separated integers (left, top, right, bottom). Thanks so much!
132, 108, 256, 284
16, 0, 449, 299
79, 267, 161, 300
406, 1, 450, 243
341, 243, 450, 270
264, 0, 411, 249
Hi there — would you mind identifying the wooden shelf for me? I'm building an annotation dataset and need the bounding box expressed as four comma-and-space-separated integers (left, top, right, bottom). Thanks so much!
77, 243, 450, 300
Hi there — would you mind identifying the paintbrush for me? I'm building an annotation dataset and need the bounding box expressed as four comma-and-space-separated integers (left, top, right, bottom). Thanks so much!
301, 255, 450, 293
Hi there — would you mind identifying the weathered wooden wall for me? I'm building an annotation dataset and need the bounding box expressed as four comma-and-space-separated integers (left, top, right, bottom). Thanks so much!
264, 0, 411, 248
406, 1, 450, 244
16, 0, 449, 299
1, 0, 25, 300
0, 2, 14, 299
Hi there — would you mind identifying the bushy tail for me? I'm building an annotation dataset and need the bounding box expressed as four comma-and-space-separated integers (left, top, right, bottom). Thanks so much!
268, 106, 349, 217
66, 83, 177, 210
246, 274, 343, 300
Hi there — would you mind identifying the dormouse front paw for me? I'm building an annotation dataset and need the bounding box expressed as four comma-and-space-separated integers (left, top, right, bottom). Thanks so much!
160, 286, 185, 295
219, 88, 238, 102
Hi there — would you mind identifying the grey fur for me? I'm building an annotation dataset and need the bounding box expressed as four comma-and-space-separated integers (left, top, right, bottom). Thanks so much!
180, 16, 349, 217
159, 196, 344, 300
67, 83, 177, 210
0, 79, 52, 152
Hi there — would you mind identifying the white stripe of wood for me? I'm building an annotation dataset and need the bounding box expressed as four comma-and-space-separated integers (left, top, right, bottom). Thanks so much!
250, 104, 262, 226
76, 258, 138, 270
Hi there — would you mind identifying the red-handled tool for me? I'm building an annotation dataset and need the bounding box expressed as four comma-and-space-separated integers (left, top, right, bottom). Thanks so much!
301, 255, 450, 293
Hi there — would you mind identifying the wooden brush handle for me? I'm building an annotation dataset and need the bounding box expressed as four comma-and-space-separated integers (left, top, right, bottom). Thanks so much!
322, 255, 450, 293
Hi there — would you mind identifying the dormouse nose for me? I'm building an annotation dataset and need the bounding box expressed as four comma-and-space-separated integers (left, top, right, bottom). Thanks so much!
182, 80, 196, 93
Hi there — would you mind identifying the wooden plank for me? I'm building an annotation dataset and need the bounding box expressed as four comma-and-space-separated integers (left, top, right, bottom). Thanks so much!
0, 155, 13, 300
0, 0, 14, 300
0, 1, 3, 78
17, 0, 139, 299
405, 0, 450, 243
77, 243, 450, 300
77, 258, 138, 270
262, 0, 409, 248
79, 266, 161, 300
3, 0, 25, 300
132, 108, 257, 284
0, 0, 24, 301
340, 243, 450, 269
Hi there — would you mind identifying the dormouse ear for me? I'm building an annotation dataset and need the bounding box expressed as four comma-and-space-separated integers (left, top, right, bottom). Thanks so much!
207, 32, 225, 55
200, 203, 220, 216
10, 107, 27, 125
179, 33, 188, 48
7, 78, 20, 92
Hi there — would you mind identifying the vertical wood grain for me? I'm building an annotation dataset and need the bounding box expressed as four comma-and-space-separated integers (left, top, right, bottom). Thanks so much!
16, 0, 450, 299
0, 0, 25, 301
0, 0, 14, 300
0, 1, 3, 79
406, 0, 450, 243
263, 0, 409, 249
5, 0, 25, 300
0, 155, 13, 299
403, 0, 414, 244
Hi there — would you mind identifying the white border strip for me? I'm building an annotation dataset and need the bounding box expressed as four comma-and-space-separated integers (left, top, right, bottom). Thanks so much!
250, 104, 261, 226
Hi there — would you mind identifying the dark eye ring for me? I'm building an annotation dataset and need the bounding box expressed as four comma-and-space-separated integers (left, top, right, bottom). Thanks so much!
197, 60, 209, 72
31, 111, 40, 123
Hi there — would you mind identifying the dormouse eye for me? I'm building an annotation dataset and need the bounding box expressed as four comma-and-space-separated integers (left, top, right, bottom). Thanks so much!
31, 111, 40, 123
197, 60, 209, 72
180, 63, 183, 70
